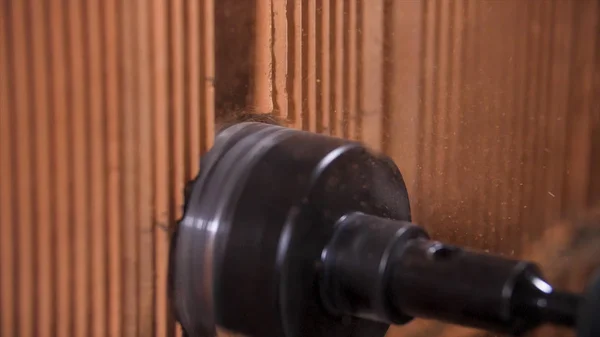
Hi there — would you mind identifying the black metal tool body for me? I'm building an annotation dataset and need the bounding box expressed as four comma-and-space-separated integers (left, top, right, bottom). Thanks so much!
170, 123, 598, 337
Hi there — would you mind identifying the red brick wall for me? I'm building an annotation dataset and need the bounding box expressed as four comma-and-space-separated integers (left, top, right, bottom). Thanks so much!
1, 1, 599, 337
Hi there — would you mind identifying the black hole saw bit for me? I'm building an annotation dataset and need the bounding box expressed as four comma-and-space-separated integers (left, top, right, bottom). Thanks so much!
169, 122, 600, 337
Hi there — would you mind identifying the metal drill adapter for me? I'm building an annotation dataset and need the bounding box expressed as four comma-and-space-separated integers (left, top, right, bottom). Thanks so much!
169, 122, 600, 337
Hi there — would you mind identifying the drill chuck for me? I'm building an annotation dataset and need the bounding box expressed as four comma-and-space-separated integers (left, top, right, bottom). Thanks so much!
322, 212, 581, 335
170, 122, 599, 337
